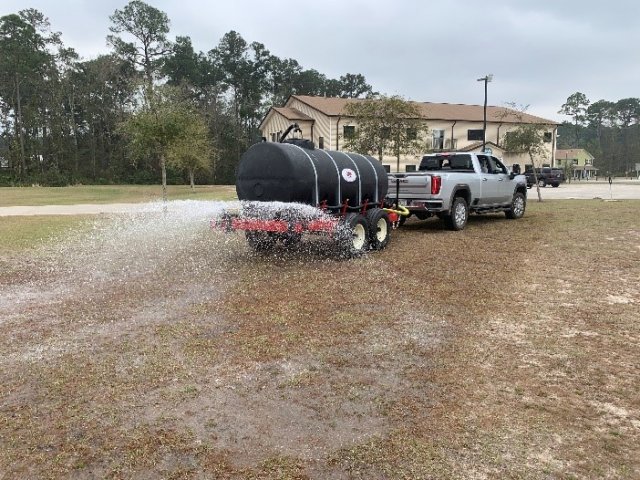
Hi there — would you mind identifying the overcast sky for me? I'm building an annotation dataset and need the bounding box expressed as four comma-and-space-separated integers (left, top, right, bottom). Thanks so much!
3, 0, 639, 122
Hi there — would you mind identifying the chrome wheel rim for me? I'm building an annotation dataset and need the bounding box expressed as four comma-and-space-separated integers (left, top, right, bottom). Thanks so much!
513, 196, 525, 216
454, 202, 467, 227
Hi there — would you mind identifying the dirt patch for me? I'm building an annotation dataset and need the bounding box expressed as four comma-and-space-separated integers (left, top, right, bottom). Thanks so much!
1, 200, 639, 478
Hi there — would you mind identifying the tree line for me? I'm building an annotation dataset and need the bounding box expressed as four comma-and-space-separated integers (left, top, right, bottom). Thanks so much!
0, 1, 375, 186
558, 92, 640, 176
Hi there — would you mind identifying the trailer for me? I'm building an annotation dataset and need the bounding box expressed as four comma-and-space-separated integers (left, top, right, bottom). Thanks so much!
211, 125, 406, 257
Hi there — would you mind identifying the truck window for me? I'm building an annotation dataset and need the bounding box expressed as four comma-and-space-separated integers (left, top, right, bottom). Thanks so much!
489, 156, 507, 174
449, 155, 473, 170
420, 154, 473, 171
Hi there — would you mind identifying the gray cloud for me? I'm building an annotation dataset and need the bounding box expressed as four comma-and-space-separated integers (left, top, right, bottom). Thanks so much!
2, 0, 638, 122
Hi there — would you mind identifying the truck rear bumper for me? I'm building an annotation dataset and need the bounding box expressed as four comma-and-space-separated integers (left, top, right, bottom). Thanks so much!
397, 199, 445, 212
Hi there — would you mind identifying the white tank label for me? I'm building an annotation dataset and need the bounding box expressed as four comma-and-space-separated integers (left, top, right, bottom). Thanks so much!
341, 168, 357, 183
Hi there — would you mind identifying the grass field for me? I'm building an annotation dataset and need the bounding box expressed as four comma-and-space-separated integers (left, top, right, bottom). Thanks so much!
0, 184, 237, 206
0, 199, 638, 478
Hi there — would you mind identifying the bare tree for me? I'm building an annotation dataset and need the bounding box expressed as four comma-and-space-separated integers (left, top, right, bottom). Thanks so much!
502, 103, 551, 202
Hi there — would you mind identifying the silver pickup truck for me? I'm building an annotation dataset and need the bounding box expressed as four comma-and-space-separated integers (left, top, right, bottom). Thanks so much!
387, 152, 528, 230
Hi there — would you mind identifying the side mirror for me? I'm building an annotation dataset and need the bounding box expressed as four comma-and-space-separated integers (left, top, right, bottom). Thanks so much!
509, 172, 517, 180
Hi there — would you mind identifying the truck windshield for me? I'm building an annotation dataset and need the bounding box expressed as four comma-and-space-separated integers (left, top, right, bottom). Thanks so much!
419, 154, 473, 171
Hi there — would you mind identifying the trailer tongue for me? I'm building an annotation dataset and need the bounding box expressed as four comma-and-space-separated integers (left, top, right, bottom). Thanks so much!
211, 127, 404, 257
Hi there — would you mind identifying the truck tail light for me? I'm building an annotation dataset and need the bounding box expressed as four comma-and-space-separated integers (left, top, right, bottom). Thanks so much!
431, 175, 442, 195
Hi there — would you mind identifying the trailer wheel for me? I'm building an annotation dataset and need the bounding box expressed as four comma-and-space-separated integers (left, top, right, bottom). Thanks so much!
444, 196, 468, 231
336, 213, 369, 258
366, 208, 391, 250
245, 231, 276, 252
281, 232, 302, 247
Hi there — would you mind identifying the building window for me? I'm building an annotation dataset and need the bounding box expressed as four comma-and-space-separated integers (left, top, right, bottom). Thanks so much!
277, 131, 282, 142
405, 164, 416, 172
445, 138, 458, 149
432, 129, 444, 149
318, 136, 324, 149
406, 127, 417, 140
383, 164, 391, 173
271, 133, 276, 142
468, 129, 484, 141
343, 125, 356, 139
543, 132, 552, 143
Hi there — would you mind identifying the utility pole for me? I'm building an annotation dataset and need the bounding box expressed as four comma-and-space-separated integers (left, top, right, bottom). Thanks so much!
477, 74, 493, 152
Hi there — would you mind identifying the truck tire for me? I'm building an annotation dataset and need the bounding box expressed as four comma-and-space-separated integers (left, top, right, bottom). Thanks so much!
365, 208, 391, 250
336, 213, 369, 258
444, 196, 468, 231
505, 192, 526, 219
538, 179, 546, 188
552, 183, 559, 188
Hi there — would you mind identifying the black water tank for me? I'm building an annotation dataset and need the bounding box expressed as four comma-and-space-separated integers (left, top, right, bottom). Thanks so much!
236, 141, 388, 209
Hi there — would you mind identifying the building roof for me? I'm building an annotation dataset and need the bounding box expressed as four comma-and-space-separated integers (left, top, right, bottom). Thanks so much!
556, 148, 594, 160
272, 107, 313, 122
290, 95, 558, 125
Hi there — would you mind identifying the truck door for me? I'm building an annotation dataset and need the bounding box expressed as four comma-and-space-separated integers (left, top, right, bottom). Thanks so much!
477, 155, 500, 204
489, 156, 514, 204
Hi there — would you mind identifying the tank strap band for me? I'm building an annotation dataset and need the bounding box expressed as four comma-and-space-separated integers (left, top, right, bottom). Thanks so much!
317, 150, 341, 204
353, 153, 380, 202
289, 144, 320, 206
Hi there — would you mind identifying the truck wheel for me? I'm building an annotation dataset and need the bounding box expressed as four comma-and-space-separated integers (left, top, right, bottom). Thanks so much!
336, 213, 369, 258
552, 183, 559, 188
505, 192, 526, 219
246, 231, 276, 252
365, 208, 391, 250
538, 179, 546, 188
444, 196, 468, 231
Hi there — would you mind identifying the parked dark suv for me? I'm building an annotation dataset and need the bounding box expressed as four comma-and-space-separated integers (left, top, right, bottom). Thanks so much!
525, 167, 561, 188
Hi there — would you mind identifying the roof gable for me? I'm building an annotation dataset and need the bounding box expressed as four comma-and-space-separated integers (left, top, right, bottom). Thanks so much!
555, 148, 594, 160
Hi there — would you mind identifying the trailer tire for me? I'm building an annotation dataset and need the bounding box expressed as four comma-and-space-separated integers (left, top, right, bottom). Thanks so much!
336, 213, 369, 258
245, 231, 276, 252
281, 232, 302, 248
366, 208, 391, 250
443, 196, 468, 231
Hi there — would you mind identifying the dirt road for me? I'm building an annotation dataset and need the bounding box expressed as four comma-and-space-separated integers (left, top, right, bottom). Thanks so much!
0, 181, 639, 217
530, 179, 640, 199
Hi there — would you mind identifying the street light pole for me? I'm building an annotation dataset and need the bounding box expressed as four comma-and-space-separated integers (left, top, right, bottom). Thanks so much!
477, 74, 493, 152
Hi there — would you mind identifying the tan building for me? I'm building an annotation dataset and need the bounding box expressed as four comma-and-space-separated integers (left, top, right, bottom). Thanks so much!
555, 148, 597, 180
259, 95, 559, 172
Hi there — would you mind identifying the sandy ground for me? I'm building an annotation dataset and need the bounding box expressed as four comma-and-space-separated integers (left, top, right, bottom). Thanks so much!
1, 181, 639, 216
1, 199, 639, 478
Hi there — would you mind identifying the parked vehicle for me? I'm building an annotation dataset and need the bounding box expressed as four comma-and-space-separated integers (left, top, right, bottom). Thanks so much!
525, 167, 561, 188
387, 152, 528, 230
